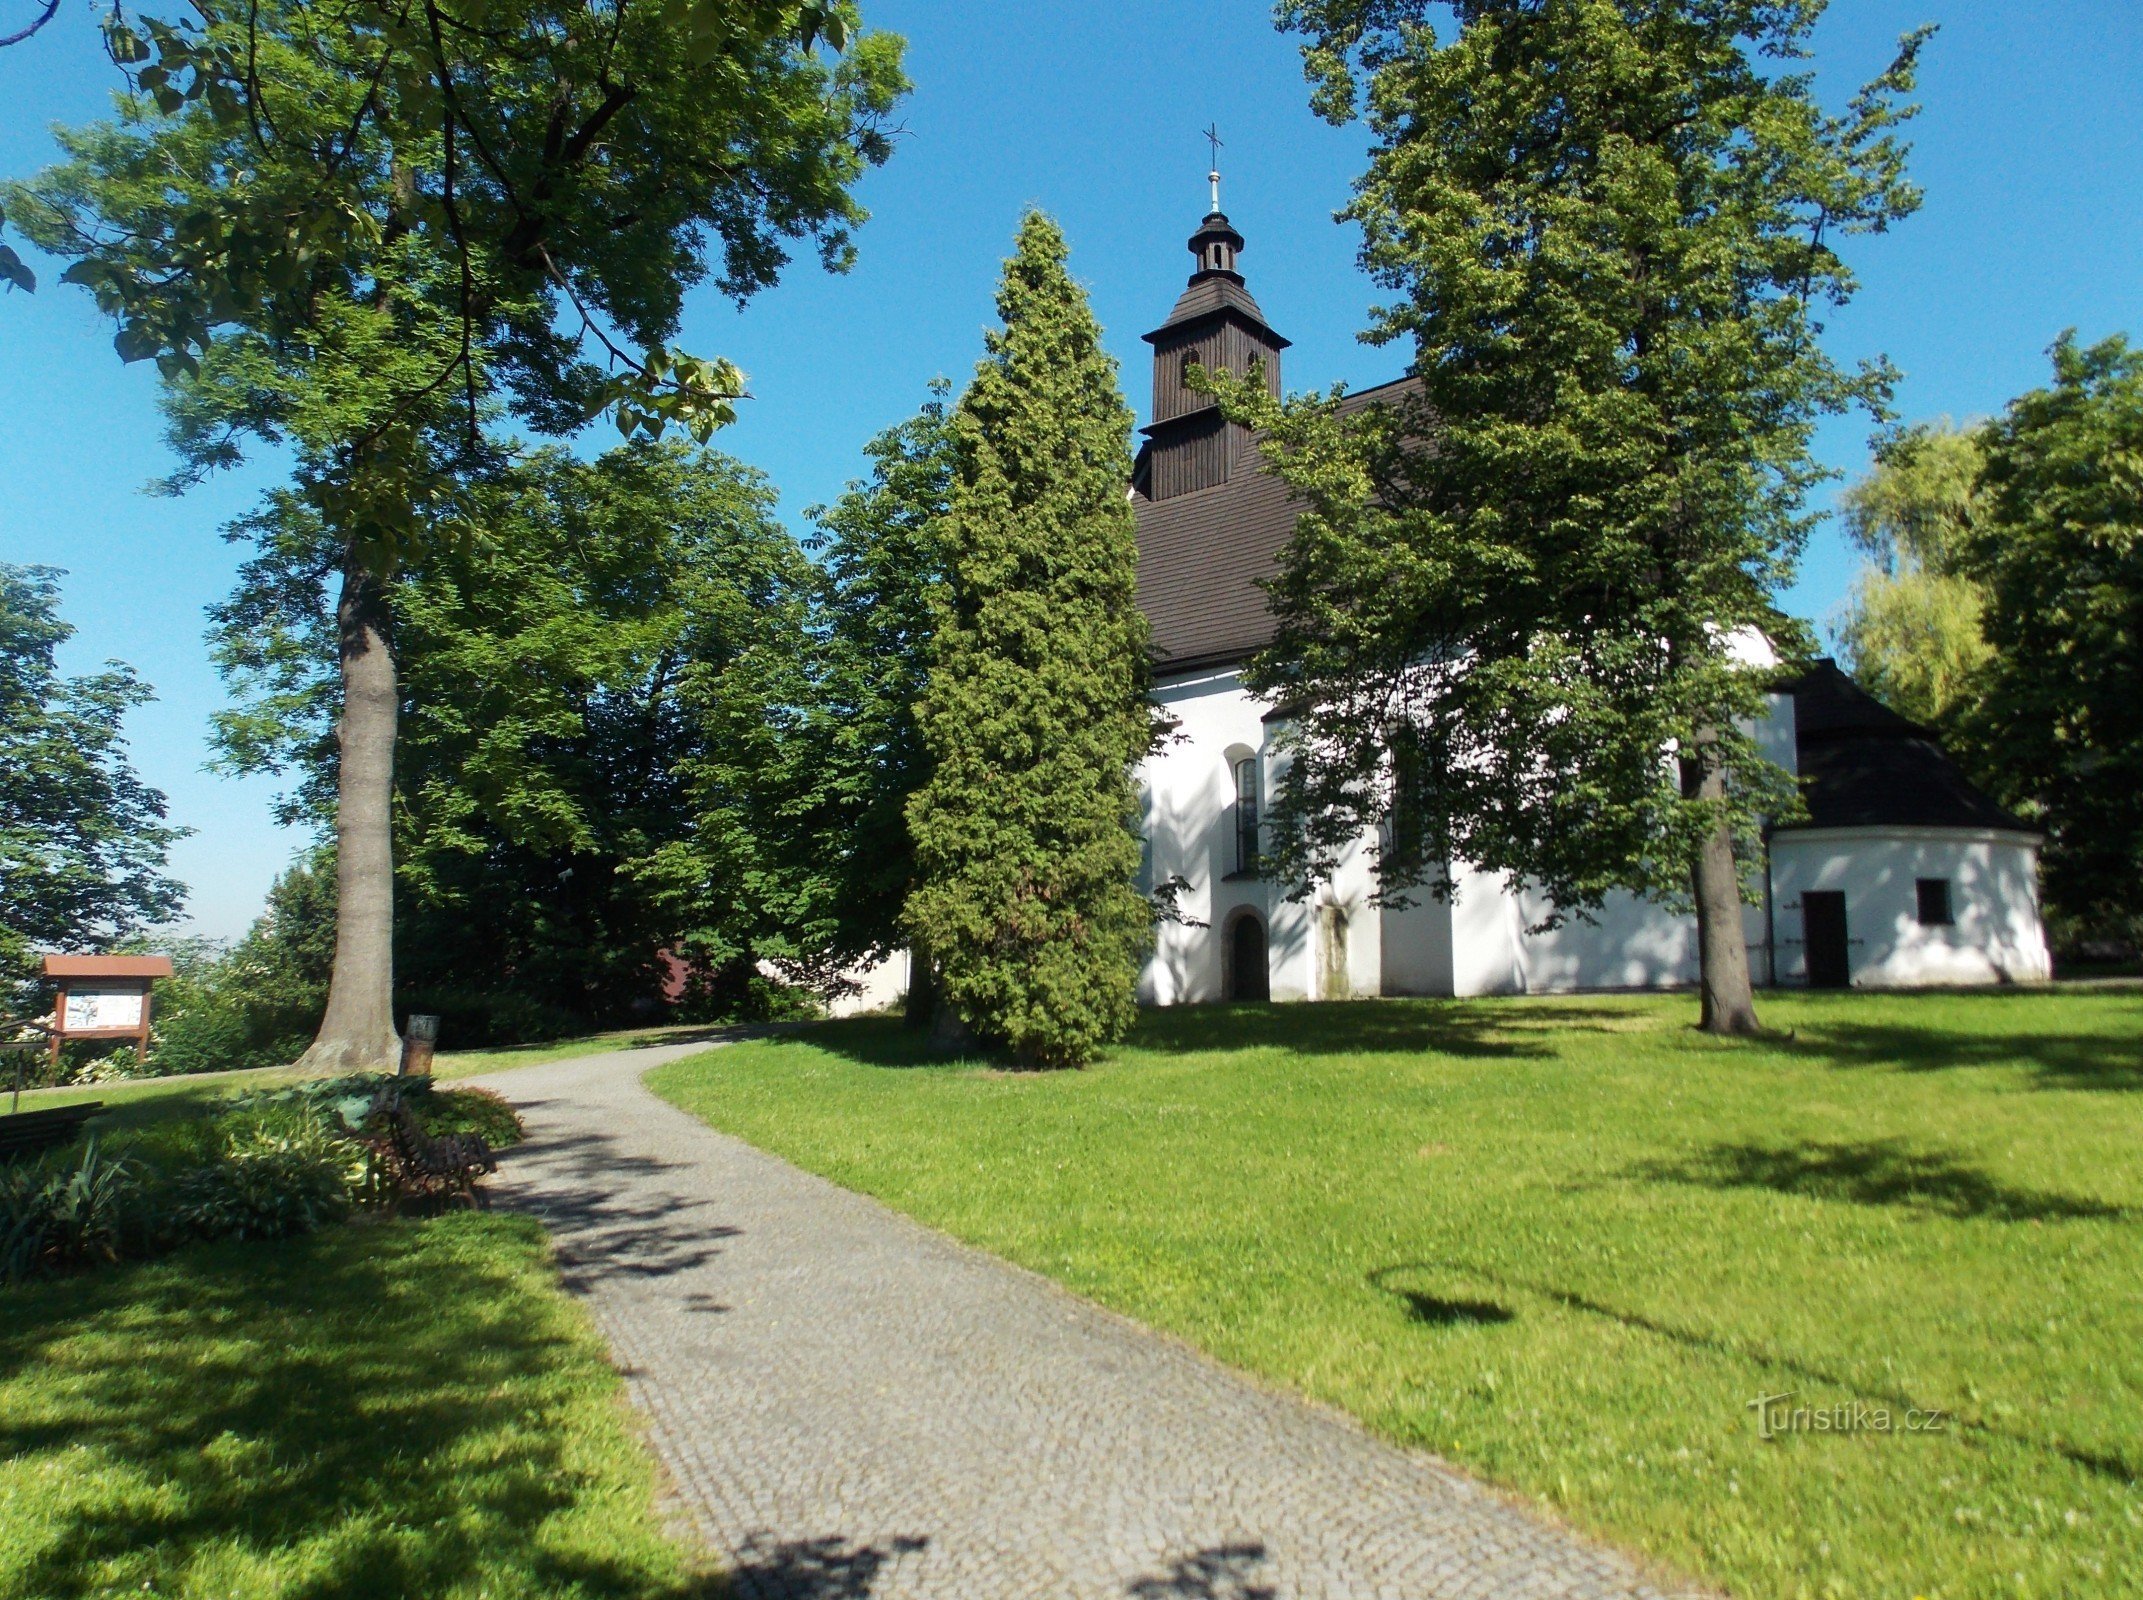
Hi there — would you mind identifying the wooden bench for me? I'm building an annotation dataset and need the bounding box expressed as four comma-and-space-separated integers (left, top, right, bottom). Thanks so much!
0, 1102, 104, 1162
363, 1092, 497, 1206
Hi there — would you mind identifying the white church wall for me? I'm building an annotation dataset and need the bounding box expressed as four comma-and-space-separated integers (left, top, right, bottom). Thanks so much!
827, 949, 911, 1017
1448, 865, 1527, 997
1139, 667, 1274, 1004
1130, 664, 2045, 1007
1769, 828, 2052, 987
1138, 666, 1387, 1004
1265, 892, 1315, 1001
1512, 885, 1701, 993
1401, 686, 1796, 999
1303, 827, 1381, 1000
1379, 891, 1455, 998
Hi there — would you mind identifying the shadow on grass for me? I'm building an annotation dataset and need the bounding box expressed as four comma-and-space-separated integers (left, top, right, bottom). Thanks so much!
1396, 1291, 1516, 1328
1129, 1000, 1631, 1059
1370, 1255, 2141, 1486
1126, 1542, 1276, 1599
1782, 1008, 2143, 1093
1639, 1137, 2129, 1223
0, 1216, 722, 1599
1367, 1264, 1516, 1329
76, 1084, 251, 1138
788, 1001, 1645, 1073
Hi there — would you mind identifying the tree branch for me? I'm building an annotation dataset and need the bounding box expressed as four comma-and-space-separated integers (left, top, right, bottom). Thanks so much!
0, 0, 62, 50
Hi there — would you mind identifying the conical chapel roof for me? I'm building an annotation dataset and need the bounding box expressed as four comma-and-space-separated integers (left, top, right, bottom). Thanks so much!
1144, 272, 1289, 346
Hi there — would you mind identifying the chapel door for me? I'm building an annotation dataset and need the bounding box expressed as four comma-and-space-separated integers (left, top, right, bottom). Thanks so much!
1802, 892, 1851, 989
1230, 916, 1270, 1002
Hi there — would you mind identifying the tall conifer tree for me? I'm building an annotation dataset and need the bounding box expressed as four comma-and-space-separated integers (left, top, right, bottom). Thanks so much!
905, 213, 1154, 1068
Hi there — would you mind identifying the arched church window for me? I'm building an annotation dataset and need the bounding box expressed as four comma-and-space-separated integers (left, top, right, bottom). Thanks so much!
1233, 756, 1260, 877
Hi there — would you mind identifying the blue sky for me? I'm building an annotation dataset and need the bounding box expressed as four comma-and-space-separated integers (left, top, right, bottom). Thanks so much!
2, 1, 2139, 940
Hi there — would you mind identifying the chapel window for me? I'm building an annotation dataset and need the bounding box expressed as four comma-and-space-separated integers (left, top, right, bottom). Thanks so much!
1233, 756, 1260, 877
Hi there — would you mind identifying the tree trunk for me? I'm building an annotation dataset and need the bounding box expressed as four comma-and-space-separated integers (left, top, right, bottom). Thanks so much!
927, 997, 975, 1055
297, 559, 403, 1072
1684, 747, 1762, 1037
902, 942, 938, 1030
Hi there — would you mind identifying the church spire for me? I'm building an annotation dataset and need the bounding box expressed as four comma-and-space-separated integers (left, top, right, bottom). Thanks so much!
1185, 210, 1246, 285
1187, 123, 1243, 284
1135, 146, 1290, 500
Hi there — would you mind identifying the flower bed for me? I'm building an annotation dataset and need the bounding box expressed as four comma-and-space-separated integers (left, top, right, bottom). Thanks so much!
1, 1077, 524, 1284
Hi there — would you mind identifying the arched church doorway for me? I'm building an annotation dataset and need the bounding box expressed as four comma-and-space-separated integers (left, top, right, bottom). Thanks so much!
1228, 913, 1270, 1002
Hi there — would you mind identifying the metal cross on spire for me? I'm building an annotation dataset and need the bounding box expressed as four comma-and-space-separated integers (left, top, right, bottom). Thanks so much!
1201, 123, 1223, 212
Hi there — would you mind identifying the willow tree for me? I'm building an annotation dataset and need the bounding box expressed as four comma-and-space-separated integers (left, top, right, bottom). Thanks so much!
904, 214, 1154, 1067
5, 0, 905, 1067
1234, 0, 1930, 1033
1834, 422, 1992, 729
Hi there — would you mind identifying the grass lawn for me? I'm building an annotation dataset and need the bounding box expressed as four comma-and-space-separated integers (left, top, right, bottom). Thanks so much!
0, 1213, 711, 1600
649, 989, 2143, 1600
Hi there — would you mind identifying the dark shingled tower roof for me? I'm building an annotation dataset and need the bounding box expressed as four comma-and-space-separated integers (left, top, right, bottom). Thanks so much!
1133, 194, 1424, 674
1133, 374, 1418, 674
1780, 660, 2033, 834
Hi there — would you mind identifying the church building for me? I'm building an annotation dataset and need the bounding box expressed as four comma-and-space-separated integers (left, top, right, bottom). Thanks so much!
1128, 199, 2052, 1002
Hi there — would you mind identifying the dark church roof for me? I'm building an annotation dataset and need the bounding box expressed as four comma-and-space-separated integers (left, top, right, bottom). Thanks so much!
1126, 208, 2016, 851
1133, 375, 1417, 674
1780, 661, 2033, 835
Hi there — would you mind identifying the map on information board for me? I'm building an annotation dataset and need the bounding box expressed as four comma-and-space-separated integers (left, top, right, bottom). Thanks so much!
63, 988, 145, 1032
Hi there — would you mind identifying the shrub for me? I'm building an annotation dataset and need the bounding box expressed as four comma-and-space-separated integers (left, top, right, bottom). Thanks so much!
4, 1077, 522, 1283
68, 1045, 167, 1084
1, 1141, 142, 1283
151, 1000, 315, 1078
229, 1074, 526, 1152
166, 1108, 362, 1244
414, 1086, 525, 1151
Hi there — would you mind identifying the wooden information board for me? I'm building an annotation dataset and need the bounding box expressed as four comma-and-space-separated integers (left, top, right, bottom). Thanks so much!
41, 954, 173, 1070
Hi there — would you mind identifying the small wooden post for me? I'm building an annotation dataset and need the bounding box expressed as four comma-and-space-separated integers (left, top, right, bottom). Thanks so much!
400, 1014, 440, 1078
48, 980, 67, 1076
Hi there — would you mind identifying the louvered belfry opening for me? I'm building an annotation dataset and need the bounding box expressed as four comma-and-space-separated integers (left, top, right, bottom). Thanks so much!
1138, 209, 1290, 502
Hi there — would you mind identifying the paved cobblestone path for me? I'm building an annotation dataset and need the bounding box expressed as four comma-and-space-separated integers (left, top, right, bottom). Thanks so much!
474, 1045, 1710, 1600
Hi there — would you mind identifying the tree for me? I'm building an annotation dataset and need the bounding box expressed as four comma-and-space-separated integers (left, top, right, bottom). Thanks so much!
150, 850, 337, 1075
1956, 332, 2143, 948
1833, 422, 1992, 727
0, 563, 185, 996
603, 451, 842, 1017
1235, 0, 1930, 1033
804, 381, 956, 1020
5, 0, 906, 1067
903, 213, 1155, 1067
211, 441, 824, 1034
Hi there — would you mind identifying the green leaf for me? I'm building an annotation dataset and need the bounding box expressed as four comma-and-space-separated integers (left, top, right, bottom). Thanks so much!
113, 320, 163, 364
102, 22, 151, 66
